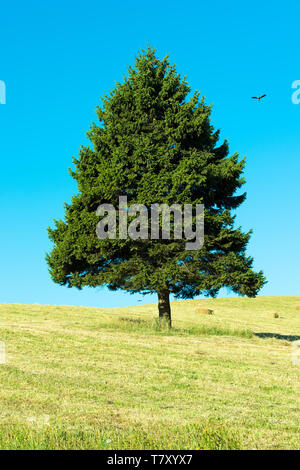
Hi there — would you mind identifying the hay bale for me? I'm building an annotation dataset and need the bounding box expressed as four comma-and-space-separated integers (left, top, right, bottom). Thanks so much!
195, 308, 214, 315
273, 312, 279, 318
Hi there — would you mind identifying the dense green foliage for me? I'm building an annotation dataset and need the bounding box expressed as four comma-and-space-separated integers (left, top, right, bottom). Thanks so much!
46, 47, 266, 321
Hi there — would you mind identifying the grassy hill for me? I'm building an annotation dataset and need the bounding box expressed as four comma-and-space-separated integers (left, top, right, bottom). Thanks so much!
0, 296, 299, 450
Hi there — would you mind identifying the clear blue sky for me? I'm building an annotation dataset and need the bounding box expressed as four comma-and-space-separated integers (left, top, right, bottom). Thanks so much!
0, 0, 299, 307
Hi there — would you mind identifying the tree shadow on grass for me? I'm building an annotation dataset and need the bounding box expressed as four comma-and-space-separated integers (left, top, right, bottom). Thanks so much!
255, 332, 300, 342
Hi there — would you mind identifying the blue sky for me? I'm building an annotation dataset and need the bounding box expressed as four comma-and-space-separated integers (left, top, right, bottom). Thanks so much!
0, 0, 299, 307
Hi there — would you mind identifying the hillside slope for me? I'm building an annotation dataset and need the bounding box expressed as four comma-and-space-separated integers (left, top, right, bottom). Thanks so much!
0, 296, 299, 449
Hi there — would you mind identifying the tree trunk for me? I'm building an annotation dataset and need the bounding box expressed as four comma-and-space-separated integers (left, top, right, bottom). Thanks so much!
157, 289, 171, 327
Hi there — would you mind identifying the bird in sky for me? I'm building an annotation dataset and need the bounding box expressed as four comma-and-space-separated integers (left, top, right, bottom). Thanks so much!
251, 94, 267, 101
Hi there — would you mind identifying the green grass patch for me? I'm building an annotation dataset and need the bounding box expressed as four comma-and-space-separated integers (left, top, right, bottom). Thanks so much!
116, 316, 253, 338
0, 422, 241, 450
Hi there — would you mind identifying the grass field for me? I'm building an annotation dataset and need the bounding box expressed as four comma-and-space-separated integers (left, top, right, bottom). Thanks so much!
0, 296, 299, 450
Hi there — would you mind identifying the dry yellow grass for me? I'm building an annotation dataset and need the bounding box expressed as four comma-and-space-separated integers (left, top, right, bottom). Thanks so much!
0, 295, 299, 449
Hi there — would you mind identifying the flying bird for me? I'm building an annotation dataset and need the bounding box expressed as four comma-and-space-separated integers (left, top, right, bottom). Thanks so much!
252, 94, 266, 101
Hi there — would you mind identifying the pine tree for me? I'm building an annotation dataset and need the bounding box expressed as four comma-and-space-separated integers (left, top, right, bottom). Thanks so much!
46, 47, 266, 326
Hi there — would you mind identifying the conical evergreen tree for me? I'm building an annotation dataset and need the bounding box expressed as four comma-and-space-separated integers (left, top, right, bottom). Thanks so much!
47, 47, 266, 326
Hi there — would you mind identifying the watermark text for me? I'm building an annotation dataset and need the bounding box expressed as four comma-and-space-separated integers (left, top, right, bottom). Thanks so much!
0, 81, 6, 104
96, 196, 204, 251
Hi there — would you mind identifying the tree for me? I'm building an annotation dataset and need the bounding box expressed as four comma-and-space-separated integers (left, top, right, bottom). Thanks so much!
46, 47, 266, 327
